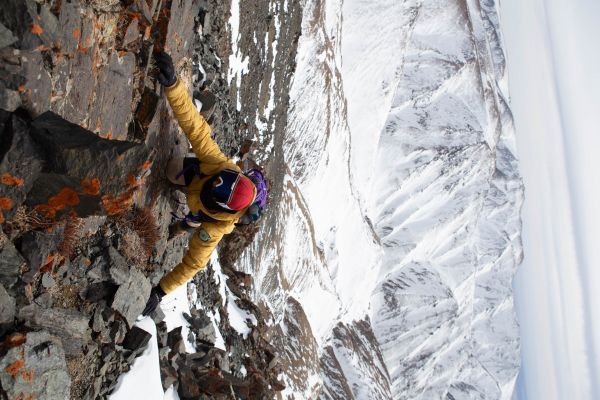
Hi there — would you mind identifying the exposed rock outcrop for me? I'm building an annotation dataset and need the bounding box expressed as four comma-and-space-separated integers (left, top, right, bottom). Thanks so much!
0, 0, 290, 398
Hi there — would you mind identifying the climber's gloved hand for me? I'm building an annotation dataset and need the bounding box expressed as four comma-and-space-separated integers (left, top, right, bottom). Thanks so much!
142, 285, 166, 316
155, 51, 177, 87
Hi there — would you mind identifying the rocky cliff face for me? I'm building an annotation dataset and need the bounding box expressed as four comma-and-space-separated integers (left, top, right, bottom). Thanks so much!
0, 0, 291, 399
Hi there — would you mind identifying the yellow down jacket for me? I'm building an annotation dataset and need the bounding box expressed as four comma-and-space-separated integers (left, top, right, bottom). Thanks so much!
158, 79, 255, 294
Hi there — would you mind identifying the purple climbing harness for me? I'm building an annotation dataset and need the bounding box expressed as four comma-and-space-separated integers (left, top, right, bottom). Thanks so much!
245, 169, 268, 209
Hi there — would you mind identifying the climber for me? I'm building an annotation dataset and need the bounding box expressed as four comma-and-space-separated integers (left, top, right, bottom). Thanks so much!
142, 52, 268, 316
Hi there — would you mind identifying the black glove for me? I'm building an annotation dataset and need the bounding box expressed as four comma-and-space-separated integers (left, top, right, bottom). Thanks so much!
142, 285, 166, 316
155, 51, 177, 87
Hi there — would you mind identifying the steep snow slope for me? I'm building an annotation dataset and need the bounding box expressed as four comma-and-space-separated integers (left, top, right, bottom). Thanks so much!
237, 0, 523, 398
352, 0, 523, 398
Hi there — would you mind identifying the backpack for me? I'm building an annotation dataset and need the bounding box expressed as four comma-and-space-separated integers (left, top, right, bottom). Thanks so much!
237, 168, 269, 225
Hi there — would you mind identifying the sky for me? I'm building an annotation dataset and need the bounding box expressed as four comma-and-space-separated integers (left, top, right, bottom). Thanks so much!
500, 0, 600, 399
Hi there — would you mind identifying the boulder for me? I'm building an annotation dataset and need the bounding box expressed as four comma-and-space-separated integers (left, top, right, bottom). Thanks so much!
18, 304, 91, 356
107, 246, 130, 285
111, 264, 151, 327
88, 51, 136, 140
177, 364, 202, 400
0, 330, 71, 400
41, 272, 55, 288
0, 22, 17, 48
0, 84, 21, 112
56, 0, 83, 55
0, 113, 44, 221
0, 283, 15, 334
185, 308, 216, 346
82, 281, 118, 303
19, 49, 52, 115
25, 111, 152, 218
19, 225, 64, 282
160, 360, 178, 391
0, 240, 25, 290
123, 325, 152, 354
86, 255, 110, 282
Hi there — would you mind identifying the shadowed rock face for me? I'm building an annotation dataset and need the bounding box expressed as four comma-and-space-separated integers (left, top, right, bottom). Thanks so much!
0, 0, 296, 398
0, 110, 152, 220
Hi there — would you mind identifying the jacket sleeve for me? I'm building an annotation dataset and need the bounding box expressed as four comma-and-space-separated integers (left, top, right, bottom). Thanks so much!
164, 79, 229, 166
158, 221, 234, 294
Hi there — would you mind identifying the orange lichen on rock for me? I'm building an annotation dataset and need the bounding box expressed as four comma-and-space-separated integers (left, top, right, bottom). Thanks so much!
77, 44, 90, 54
5, 359, 25, 378
14, 393, 34, 400
102, 190, 135, 216
140, 160, 152, 171
0, 211, 4, 224
1, 173, 25, 186
3, 333, 26, 348
30, 23, 43, 35
81, 178, 101, 195
127, 174, 138, 187
72, 28, 81, 39
48, 187, 79, 209
21, 369, 34, 382
0, 197, 13, 209
35, 187, 80, 218
40, 254, 56, 273
34, 204, 57, 219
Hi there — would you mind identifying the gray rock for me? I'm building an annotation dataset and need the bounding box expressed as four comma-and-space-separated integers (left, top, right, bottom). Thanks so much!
18, 304, 91, 356
56, 0, 82, 55
56, 260, 69, 278
110, 319, 129, 345
0, 114, 44, 221
61, 31, 95, 125
123, 17, 140, 48
123, 326, 152, 354
27, 111, 151, 217
87, 255, 109, 282
184, 309, 216, 345
160, 361, 178, 391
35, 292, 54, 308
111, 265, 151, 327
42, 272, 55, 288
108, 246, 130, 285
82, 281, 117, 303
0, 22, 17, 48
19, 226, 64, 283
69, 255, 91, 280
20, 49, 52, 115
0, 330, 71, 400
156, 321, 169, 347
78, 215, 108, 237
92, 307, 106, 333
196, 321, 217, 346
0, 283, 15, 333
0, 86, 21, 112
167, 327, 186, 359
0, 241, 25, 290
88, 51, 136, 140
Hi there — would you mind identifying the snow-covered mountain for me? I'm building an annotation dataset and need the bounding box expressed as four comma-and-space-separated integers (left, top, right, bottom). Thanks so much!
236, 0, 524, 398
